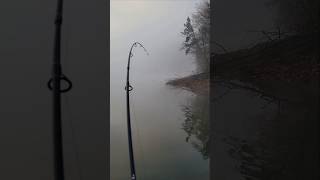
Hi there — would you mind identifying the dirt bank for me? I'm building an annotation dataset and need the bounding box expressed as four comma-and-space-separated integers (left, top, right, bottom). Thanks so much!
166, 72, 209, 95
167, 34, 319, 100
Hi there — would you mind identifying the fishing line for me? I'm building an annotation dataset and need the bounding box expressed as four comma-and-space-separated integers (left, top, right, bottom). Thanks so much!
125, 42, 149, 180
60, 1, 84, 179
63, 96, 85, 180
131, 93, 147, 180
127, 49, 149, 179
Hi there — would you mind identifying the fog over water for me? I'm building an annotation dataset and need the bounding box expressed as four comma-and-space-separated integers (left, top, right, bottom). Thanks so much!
111, 0, 209, 180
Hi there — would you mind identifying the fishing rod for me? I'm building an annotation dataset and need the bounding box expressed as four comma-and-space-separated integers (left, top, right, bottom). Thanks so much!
125, 42, 148, 180
47, 0, 72, 179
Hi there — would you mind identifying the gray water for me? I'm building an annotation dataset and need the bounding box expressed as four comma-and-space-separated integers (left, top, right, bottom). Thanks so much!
111, 1, 209, 180
211, 79, 319, 180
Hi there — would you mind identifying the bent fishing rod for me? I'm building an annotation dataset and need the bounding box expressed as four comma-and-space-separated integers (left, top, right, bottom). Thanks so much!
47, 0, 72, 180
125, 42, 148, 180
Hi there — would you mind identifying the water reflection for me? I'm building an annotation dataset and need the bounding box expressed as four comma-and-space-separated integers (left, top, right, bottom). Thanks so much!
181, 94, 209, 159
176, 69, 318, 180
211, 77, 319, 180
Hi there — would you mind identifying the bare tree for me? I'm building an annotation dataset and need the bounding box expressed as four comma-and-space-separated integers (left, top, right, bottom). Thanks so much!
181, 17, 199, 55
181, 1, 210, 72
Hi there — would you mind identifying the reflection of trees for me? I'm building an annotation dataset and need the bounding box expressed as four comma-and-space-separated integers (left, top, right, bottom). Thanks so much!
181, 95, 209, 159
224, 136, 286, 180
222, 95, 318, 180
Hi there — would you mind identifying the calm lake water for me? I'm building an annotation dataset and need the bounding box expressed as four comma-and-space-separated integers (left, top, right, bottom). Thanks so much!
111, 1, 209, 180
211, 78, 319, 180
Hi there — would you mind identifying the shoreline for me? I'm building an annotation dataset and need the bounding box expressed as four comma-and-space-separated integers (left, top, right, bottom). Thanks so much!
167, 34, 318, 99
166, 72, 209, 95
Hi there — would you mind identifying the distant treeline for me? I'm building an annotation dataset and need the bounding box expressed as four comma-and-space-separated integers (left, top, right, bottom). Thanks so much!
180, 0, 318, 72
181, 1, 210, 72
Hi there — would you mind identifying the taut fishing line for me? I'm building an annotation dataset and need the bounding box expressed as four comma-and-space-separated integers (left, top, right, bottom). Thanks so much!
61, 1, 84, 179
63, 97, 84, 180
131, 91, 147, 180
125, 42, 149, 180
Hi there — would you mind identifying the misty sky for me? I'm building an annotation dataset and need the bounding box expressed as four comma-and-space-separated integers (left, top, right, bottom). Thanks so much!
111, 0, 202, 81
